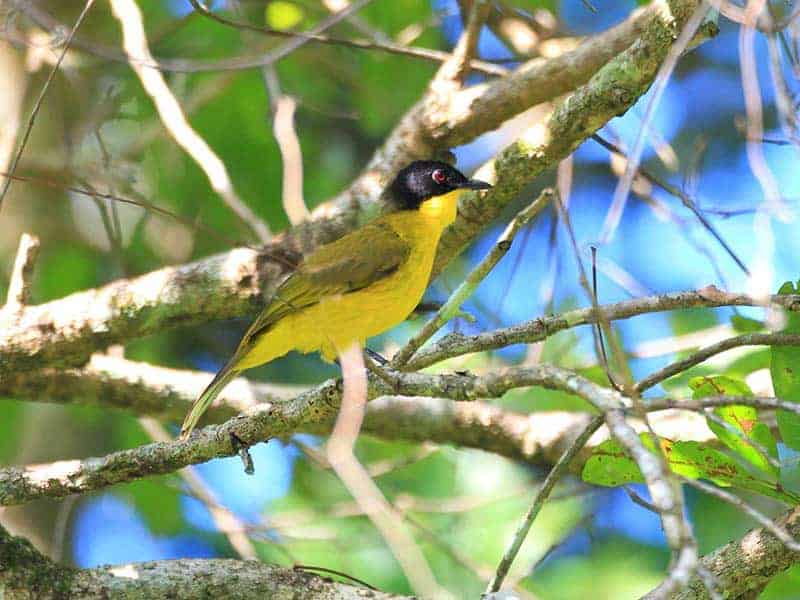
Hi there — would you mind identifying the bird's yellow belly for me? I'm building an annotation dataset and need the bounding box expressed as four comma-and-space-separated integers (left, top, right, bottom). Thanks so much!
238, 231, 436, 367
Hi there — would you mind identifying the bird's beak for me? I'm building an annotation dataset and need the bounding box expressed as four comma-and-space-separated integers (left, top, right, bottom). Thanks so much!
460, 178, 492, 191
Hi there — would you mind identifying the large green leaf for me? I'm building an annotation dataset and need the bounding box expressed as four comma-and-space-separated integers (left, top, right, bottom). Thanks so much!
730, 314, 763, 333
582, 438, 645, 487
689, 375, 778, 477
582, 435, 799, 505
662, 440, 796, 503
770, 281, 800, 451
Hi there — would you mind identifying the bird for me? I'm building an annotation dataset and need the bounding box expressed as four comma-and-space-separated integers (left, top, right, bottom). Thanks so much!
180, 160, 491, 438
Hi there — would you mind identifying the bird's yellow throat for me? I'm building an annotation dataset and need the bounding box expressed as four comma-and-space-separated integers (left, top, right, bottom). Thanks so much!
418, 189, 461, 228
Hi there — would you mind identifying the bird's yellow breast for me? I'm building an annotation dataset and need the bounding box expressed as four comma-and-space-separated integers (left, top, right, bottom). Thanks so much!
237, 190, 460, 367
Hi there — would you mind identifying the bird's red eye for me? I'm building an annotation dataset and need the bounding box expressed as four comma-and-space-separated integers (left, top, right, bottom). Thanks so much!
432, 169, 446, 184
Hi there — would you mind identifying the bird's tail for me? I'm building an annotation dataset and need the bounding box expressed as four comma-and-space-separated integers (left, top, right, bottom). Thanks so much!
180, 364, 240, 439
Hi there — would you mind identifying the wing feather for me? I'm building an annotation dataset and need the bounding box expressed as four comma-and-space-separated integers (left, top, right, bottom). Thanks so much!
242, 220, 410, 343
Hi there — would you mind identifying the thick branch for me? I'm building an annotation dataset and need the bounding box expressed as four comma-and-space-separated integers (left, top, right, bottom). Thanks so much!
0, 362, 720, 506
0, 523, 405, 599
0, 247, 265, 374
0, 353, 305, 424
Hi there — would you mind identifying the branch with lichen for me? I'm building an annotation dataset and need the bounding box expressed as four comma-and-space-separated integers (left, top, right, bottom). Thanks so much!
0, 522, 407, 600
0, 360, 750, 506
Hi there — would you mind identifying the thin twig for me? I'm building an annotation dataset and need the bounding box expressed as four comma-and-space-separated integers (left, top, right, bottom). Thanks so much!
646, 394, 800, 414
553, 191, 628, 391
11, 3, 507, 76
292, 565, 378, 591
486, 415, 604, 593
600, 1, 712, 242
635, 332, 800, 392
591, 134, 750, 275
109, 0, 272, 244
406, 287, 800, 370
0, 0, 96, 214
624, 485, 660, 513
181, 0, 505, 75
2, 233, 40, 316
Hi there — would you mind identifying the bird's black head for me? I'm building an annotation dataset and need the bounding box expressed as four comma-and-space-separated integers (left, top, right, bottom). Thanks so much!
385, 160, 492, 210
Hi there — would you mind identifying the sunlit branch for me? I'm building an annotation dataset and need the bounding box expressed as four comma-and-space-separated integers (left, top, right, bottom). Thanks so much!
1, 233, 40, 319
109, 0, 271, 243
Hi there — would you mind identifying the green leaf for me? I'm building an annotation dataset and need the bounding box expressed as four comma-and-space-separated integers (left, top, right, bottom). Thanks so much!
689, 374, 751, 397
582, 435, 799, 505
770, 280, 800, 451
731, 314, 763, 333
665, 440, 796, 503
689, 375, 778, 477
582, 438, 645, 487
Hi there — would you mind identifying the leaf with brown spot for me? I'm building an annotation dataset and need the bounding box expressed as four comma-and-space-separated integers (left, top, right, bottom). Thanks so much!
582, 435, 798, 505
689, 375, 778, 477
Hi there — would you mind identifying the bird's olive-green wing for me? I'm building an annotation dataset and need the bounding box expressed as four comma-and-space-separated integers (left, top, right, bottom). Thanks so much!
240, 220, 410, 343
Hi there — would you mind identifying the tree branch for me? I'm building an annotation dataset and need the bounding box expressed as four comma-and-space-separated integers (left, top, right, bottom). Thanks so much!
0, 362, 722, 506
0, 247, 266, 375
406, 287, 800, 369
0, 522, 407, 599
